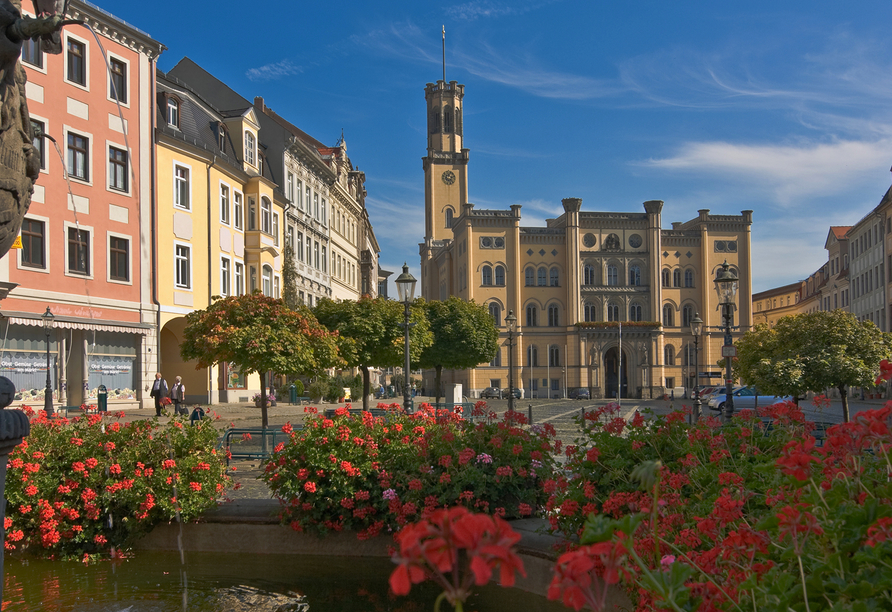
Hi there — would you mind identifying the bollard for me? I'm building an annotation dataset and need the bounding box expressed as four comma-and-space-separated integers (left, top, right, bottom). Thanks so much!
528, 403, 533, 426
97, 384, 107, 412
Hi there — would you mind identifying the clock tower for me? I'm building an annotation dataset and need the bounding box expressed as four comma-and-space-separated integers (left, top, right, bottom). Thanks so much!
423, 80, 469, 243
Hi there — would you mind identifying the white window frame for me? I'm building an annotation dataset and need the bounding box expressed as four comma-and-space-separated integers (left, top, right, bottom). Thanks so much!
63, 31, 89, 91
64, 125, 93, 185
248, 197, 256, 230
63, 221, 93, 280
314, 192, 319, 220
167, 97, 179, 128
272, 212, 279, 246
305, 185, 311, 213
297, 231, 304, 262
244, 130, 256, 166
173, 161, 191, 211
106, 141, 131, 196
220, 256, 231, 297
17, 213, 50, 275
286, 171, 294, 202
262, 265, 273, 296
274, 275, 280, 299
260, 197, 272, 234
29, 113, 49, 174
321, 245, 327, 273
20, 24, 46, 73
321, 198, 327, 225
106, 231, 132, 285
106, 53, 130, 108
174, 242, 192, 290
219, 181, 230, 225
296, 178, 303, 210
235, 261, 244, 295
233, 191, 243, 230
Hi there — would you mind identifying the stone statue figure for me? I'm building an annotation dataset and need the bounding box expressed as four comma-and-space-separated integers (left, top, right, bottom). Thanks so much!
0, 0, 63, 256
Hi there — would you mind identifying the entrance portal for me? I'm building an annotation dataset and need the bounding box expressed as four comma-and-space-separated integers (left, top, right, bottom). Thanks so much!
604, 347, 628, 399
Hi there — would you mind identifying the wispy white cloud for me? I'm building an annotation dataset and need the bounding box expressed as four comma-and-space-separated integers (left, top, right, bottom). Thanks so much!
641, 139, 892, 207
245, 59, 302, 82
446, 0, 561, 22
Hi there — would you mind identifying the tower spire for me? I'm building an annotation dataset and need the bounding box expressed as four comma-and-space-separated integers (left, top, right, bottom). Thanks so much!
442, 25, 446, 83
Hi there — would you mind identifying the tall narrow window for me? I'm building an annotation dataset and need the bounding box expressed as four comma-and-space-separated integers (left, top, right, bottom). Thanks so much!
629, 303, 642, 322
167, 98, 179, 127
248, 198, 256, 230
684, 269, 694, 287
67, 227, 90, 276
526, 305, 538, 327
445, 208, 453, 228
30, 120, 45, 170
175, 244, 190, 288
489, 303, 501, 326
21, 37, 42, 68
525, 266, 535, 286
584, 302, 596, 322
109, 236, 129, 282
495, 265, 505, 286
663, 304, 674, 327
314, 192, 319, 220
262, 265, 273, 296
549, 345, 560, 367
273, 213, 279, 245
297, 231, 304, 262
67, 132, 88, 181
261, 198, 272, 233
286, 172, 294, 201
314, 241, 319, 270
527, 345, 538, 367
20, 218, 44, 269
108, 147, 127, 191
629, 265, 641, 286
67, 38, 85, 86
673, 269, 681, 287
584, 265, 595, 285
662, 269, 670, 287
305, 235, 311, 265
607, 265, 618, 286
664, 345, 675, 366
244, 131, 255, 165
607, 303, 620, 321
321, 245, 326, 272
305, 186, 311, 212
220, 185, 230, 225
109, 57, 127, 103
296, 179, 303, 209
550, 267, 559, 286
537, 267, 546, 286
482, 265, 493, 286
221, 257, 231, 296
548, 304, 559, 326
233, 192, 242, 229
683, 305, 694, 327
235, 262, 244, 295
174, 165, 189, 209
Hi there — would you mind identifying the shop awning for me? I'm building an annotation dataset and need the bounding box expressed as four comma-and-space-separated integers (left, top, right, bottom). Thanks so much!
4, 315, 151, 335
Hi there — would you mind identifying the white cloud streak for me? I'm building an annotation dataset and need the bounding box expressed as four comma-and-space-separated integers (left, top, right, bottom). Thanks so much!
246, 59, 302, 82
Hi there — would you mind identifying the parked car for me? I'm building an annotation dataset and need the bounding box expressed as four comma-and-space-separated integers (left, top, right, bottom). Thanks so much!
501, 387, 522, 399
568, 388, 591, 400
707, 387, 790, 412
480, 387, 501, 399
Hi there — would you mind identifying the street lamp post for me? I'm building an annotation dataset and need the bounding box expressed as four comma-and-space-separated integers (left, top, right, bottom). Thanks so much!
41, 307, 55, 417
505, 310, 516, 413
690, 312, 704, 423
395, 263, 417, 414
714, 261, 739, 424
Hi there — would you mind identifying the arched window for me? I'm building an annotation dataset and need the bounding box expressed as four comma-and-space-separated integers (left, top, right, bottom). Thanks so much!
684, 269, 694, 288
495, 265, 505, 286
244, 131, 255, 165
526, 305, 538, 327
662, 269, 670, 287
584, 302, 597, 322
482, 265, 493, 286
682, 305, 694, 327
673, 269, 681, 287
489, 302, 501, 326
444, 105, 453, 132
664, 345, 675, 366
527, 345, 538, 367
455, 108, 462, 135
262, 265, 273, 296
607, 303, 620, 321
548, 304, 559, 326
607, 265, 618, 286
537, 267, 547, 286
663, 304, 674, 326
445, 208, 454, 228
549, 345, 560, 367
629, 265, 641, 286
583, 265, 595, 285
629, 302, 642, 322
525, 267, 535, 286
260, 197, 272, 233
550, 267, 559, 286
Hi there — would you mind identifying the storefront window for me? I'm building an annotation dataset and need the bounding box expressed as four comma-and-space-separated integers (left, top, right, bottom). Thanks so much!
227, 362, 246, 389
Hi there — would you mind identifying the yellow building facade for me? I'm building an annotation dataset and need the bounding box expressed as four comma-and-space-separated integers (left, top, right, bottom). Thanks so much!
419, 78, 754, 399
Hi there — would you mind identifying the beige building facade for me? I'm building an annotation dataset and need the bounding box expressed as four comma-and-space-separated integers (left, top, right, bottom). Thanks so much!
419, 78, 754, 399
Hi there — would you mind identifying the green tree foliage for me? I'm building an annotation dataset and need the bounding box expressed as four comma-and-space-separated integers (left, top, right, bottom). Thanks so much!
418, 297, 500, 403
314, 297, 432, 410
180, 293, 340, 427
735, 310, 892, 421
282, 241, 300, 309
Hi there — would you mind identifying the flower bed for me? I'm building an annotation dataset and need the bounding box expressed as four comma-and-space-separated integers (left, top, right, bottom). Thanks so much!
545, 401, 892, 611
261, 402, 558, 539
4, 407, 230, 560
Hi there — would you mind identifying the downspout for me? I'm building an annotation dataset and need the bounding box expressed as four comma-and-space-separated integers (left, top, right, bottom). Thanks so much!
150, 61, 161, 394
207, 155, 217, 404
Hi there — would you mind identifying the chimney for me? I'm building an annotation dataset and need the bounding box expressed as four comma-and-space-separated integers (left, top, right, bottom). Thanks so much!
254, 96, 265, 113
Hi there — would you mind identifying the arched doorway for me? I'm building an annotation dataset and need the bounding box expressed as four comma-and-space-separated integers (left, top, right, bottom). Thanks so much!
604, 347, 628, 399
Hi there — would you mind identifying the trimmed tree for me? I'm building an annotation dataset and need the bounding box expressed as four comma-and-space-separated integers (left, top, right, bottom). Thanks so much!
180, 293, 340, 428
418, 297, 500, 404
313, 296, 432, 411
735, 310, 892, 422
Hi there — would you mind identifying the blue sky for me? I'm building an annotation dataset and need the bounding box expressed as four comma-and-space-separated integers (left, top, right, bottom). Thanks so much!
110, 1, 892, 294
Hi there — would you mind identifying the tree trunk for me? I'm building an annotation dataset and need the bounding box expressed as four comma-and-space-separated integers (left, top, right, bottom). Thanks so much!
260, 371, 269, 429
839, 384, 849, 423
435, 365, 443, 405
361, 365, 370, 411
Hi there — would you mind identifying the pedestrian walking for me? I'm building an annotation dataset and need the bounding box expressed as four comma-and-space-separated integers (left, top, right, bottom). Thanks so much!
149, 373, 169, 416
169, 376, 187, 415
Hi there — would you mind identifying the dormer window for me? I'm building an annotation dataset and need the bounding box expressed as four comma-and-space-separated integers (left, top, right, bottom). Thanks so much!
217, 124, 226, 152
167, 97, 179, 127
244, 131, 255, 165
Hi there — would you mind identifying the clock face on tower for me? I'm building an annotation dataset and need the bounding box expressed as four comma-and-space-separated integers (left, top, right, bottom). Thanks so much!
441, 170, 456, 185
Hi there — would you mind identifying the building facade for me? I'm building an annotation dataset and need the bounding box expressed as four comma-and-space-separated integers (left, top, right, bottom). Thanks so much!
0, 2, 163, 409
418, 78, 754, 399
